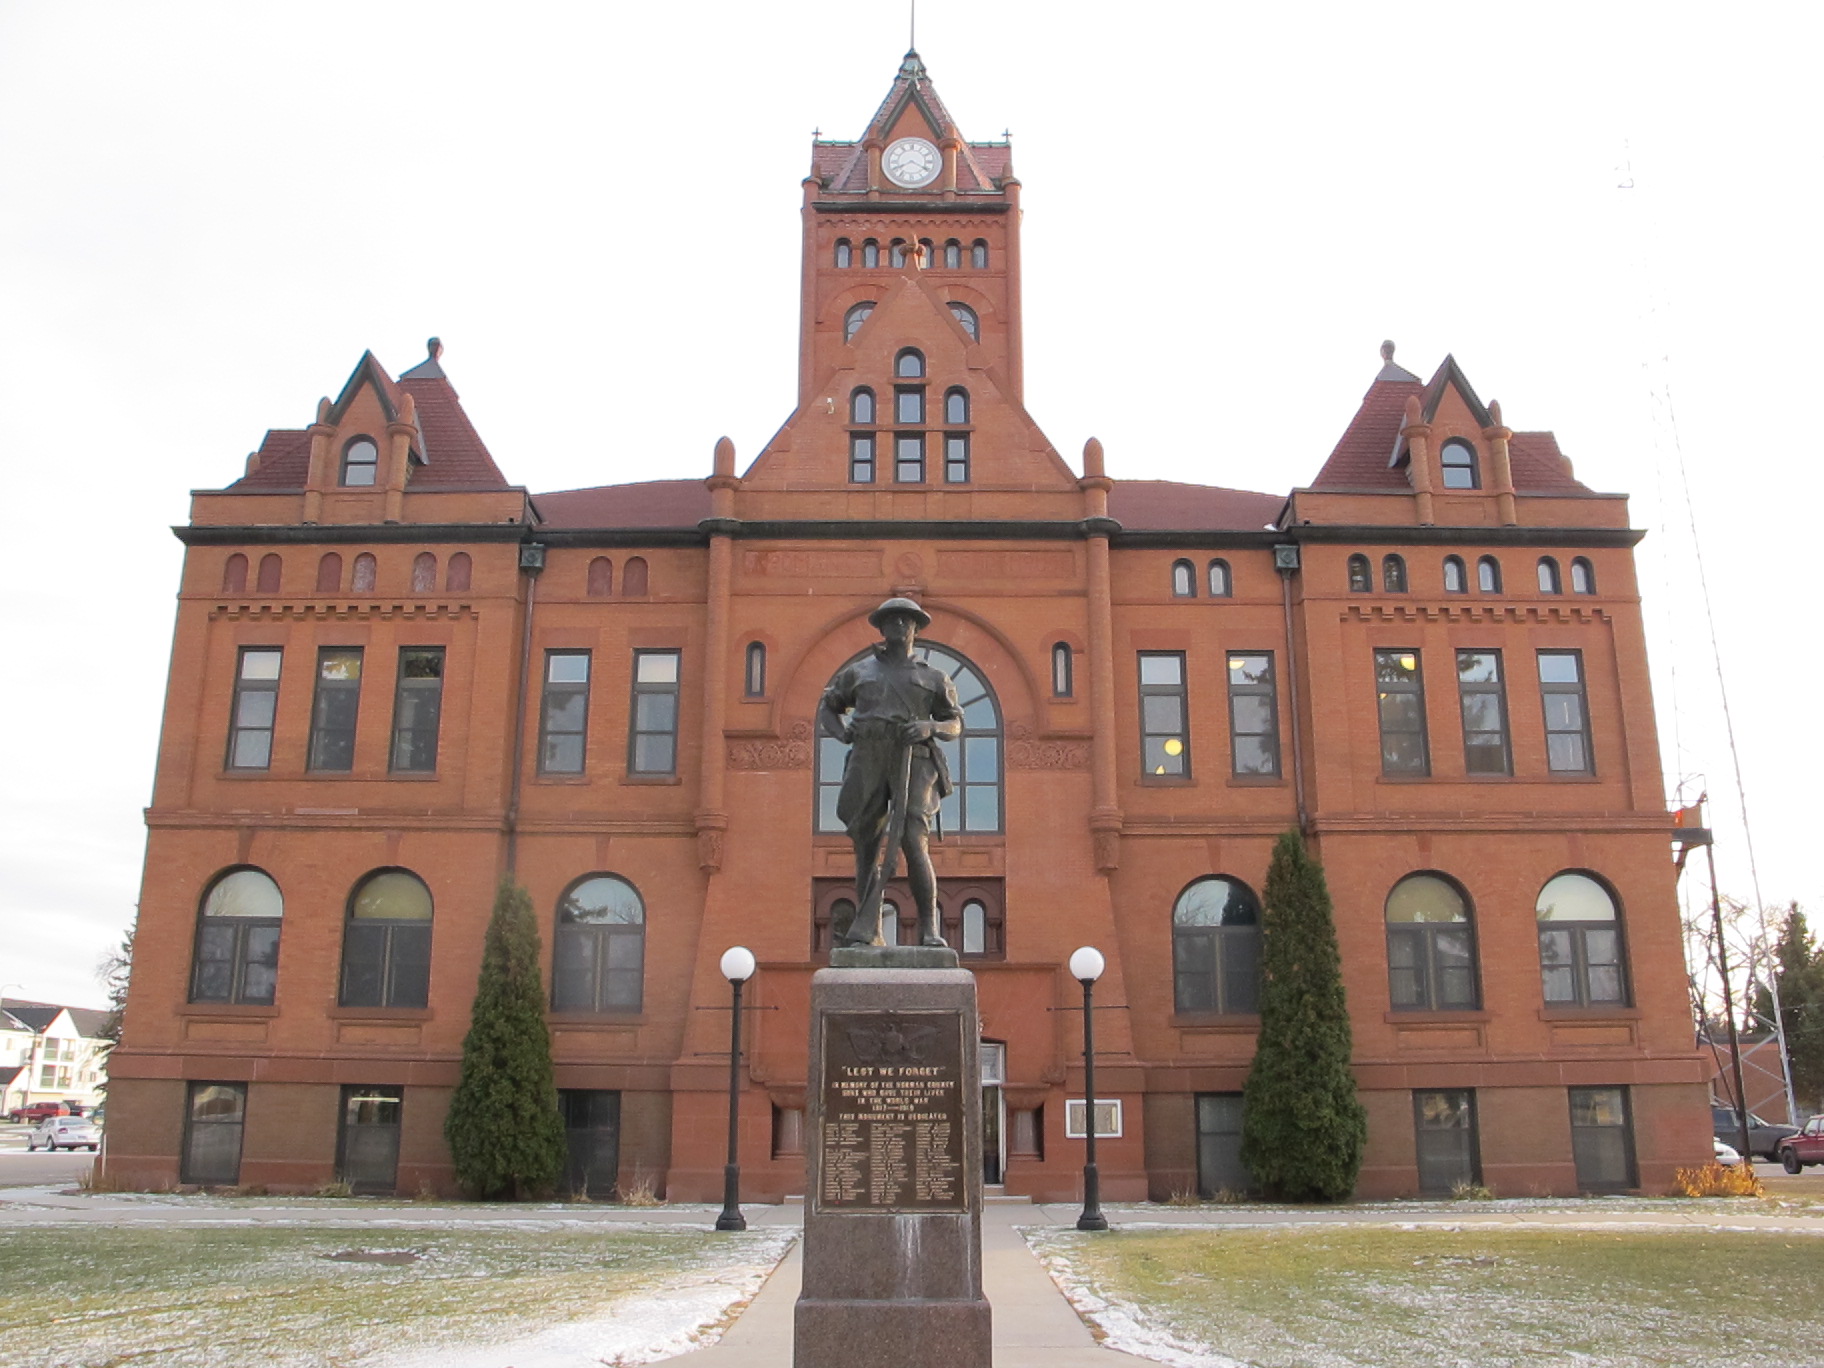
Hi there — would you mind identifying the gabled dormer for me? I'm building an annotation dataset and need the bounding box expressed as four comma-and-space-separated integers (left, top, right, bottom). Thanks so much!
1289, 343, 1603, 531
191, 340, 525, 530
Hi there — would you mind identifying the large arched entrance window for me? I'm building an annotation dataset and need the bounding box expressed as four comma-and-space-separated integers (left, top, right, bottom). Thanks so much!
816, 641, 1002, 835
552, 875, 645, 1012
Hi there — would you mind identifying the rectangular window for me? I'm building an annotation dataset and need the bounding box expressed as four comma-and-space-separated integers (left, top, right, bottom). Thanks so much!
895, 387, 924, 424
1374, 649, 1429, 776
226, 647, 282, 770
539, 651, 591, 774
1538, 650, 1592, 774
1568, 1086, 1636, 1191
1456, 650, 1511, 775
849, 433, 876, 483
1539, 924, 1626, 1007
389, 647, 445, 773
895, 432, 925, 483
944, 433, 970, 483
559, 1090, 622, 1198
629, 649, 682, 775
1195, 1094, 1250, 1198
1226, 651, 1280, 777
1414, 1090, 1480, 1194
1138, 652, 1190, 779
180, 1082, 247, 1186
307, 648, 364, 771
337, 1085, 404, 1195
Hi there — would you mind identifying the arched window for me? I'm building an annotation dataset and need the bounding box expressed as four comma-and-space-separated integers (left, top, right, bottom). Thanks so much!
339, 869, 433, 1009
1172, 876, 1262, 1014
315, 553, 343, 593
445, 552, 472, 592
1477, 556, 1501, 593
1382, 555, 1408, 593
971, 239, 989, 269
1537, 557, 1563, 594
851, 388, 875, 425
817, 641, 1001, 834
623, 557, 649, 596
945, 388, 969, 425
960, 899, 987, 955
834, 238, 852, 268
411, 552, 437, 594
1443, 556, 1467, 594
552, 875, 645, 1012
844, 302, 875, 342
1571, 557, 1596, 594
190, 868, 283, 1005
948, 302, 979, 341
1051, 642, 1074, 698
1347, 554, 1372, 593
944, 239, 962, 268
895, 348, 925, 378
1171, 560, 1196, 597
1537, 872, 1628, 1007
1207, 560, 1232, 597
341, 437, 379, 487
1440, 439, 1480, 489
222, 553, 248, 594
1386, 874, 1479, 1011
587, 557, 613, 597
256, 554, 282, 594
890, 239, 907, 267
862, 239, 880, 268
351, 553, 377, 592
745, 641, 767, 698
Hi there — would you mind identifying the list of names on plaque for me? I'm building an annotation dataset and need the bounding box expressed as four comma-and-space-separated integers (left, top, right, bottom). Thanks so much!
818, 1012, 966, 1212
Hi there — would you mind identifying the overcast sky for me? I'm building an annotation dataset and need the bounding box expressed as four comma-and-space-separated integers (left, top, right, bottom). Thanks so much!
2, 2, 1817, 1008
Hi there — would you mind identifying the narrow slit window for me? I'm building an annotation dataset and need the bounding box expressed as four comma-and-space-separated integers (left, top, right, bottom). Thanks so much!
1571, 557, 1596, 594
1207, 560, 1232, 597
834, 238, 852, 268
744, 641, 766, 698
1443, 556, 1467, 594
971, 239, 989, 268
1537, 557, 1563, 594
1477, 556, 1502, 593
1171, 560, 1196, 597
1348, 555, 1372, 593
1051, 642, 1073, 697
1382, 555, 1408, 593
944, 239, 962, 268
862, 239, 879, 268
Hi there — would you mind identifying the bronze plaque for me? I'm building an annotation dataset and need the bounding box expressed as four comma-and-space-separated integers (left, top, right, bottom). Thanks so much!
817, 1011, 966, 1213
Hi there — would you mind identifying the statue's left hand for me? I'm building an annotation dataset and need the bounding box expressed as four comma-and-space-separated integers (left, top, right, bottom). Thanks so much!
900, 720, 932, 743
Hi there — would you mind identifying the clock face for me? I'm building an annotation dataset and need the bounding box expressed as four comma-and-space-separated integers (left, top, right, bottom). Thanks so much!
883, 137, 941, 189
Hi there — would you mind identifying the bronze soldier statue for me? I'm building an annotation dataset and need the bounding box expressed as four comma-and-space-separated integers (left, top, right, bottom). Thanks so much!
817, 598, 963, 948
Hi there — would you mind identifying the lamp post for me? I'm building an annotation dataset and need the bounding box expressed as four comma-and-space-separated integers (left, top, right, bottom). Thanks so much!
1069, 946, 1108, 1232
716, 946, 757, 1232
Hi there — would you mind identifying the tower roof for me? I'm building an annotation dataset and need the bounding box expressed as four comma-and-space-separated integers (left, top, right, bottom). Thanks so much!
810, 51, 1012, 195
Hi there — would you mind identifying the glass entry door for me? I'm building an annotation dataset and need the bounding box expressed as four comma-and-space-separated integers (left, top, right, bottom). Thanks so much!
980, 1042, 1006, 1185
559, 1090, 621, 1198
337, 1085, 403, 1195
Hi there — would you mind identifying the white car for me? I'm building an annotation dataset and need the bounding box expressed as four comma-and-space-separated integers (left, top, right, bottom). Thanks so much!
1713, 1138, 1742, 1167
27, 1115, 99, 1152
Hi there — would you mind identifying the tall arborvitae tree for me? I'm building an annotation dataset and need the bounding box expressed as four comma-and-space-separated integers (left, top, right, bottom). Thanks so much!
1240, 829, 1367, 1201
1753, 904, 1824, 1112
445, 878, 567, 1199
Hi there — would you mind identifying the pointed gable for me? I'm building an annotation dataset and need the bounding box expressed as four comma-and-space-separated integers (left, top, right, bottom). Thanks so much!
814, 51, 1012, 195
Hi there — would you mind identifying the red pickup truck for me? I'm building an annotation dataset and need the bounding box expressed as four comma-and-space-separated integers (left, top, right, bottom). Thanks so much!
6, 1102, 70, 1124
1777, 1115, 1824, 1172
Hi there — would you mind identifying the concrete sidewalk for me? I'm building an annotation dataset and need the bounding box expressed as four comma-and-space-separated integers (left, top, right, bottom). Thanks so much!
680, 1200, 1157, 1367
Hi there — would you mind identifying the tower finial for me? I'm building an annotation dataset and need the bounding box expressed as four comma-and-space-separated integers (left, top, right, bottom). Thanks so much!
1380, 339, 1395, 363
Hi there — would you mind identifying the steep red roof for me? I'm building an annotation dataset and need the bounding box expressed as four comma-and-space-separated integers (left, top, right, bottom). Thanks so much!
1508, 432, 1587, 493
812, 52, 1012, 194
234, 428, 313, 489
1308, 378, 1422, 491
1109, 481, 1286, 531
532, 481, 711, 529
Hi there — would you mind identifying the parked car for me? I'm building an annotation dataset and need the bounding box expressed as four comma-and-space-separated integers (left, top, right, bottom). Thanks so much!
27, 1115, 99, 1152
1711, 1104, 1799, 1160
1714, 1138, 1742, 1167
6, 1102, 69, 1125
1777, 1115, 1824, 1173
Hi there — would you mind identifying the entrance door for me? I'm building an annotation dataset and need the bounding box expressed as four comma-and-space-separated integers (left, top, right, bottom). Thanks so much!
980, 1041, 1006, 1185
559, 1090, 621, 1198
337, 1086, 403, 1195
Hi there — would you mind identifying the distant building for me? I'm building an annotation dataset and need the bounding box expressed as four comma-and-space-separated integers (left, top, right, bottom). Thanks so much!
2, 1000, 111, 1115
109, 51, 1706, 1198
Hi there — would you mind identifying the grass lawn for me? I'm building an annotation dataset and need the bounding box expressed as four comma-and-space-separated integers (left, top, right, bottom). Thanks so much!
1029, 1223, 1824, 1368
0, 1221, 787, 1368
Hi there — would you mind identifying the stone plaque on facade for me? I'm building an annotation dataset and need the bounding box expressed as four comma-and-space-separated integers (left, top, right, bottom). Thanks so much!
816, 1010, 965, 1213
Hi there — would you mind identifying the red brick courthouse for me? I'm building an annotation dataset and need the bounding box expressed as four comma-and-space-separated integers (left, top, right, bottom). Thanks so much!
110, 52, 1707, 1200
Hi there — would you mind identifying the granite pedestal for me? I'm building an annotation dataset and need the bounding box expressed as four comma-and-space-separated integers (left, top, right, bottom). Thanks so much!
794, 952, 992, 1368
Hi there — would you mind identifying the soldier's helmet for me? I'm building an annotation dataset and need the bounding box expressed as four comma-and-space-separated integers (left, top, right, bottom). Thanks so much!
868, 596, 932, 630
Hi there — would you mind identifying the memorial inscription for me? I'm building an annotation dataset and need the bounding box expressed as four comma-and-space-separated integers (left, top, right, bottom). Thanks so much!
816, 1010, 966, 1213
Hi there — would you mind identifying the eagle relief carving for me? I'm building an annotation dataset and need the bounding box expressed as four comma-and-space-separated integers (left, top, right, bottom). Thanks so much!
726, 719, 814, 770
